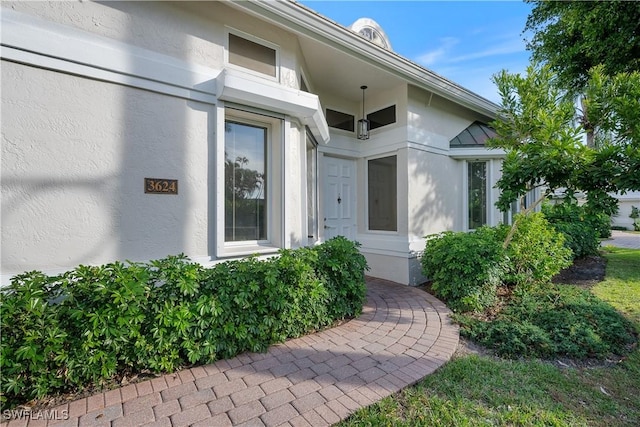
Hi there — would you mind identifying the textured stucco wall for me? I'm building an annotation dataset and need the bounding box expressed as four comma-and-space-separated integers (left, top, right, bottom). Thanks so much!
1, 61, 211, 276
3, 1, 301, 90
407, 149, 462, 238
407, 88, 483, 151
1, 1, 313, 282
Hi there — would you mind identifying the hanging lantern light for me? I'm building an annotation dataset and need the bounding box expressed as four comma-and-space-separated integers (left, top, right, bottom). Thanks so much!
357, 85, 369, 140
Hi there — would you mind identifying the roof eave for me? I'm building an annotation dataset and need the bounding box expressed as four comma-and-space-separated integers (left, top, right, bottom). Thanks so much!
227, 0, 499, 118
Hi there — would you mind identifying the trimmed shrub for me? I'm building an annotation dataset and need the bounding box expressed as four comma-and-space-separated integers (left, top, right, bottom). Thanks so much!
0, 237, 367, 410
455, 284, 637, 359
315, 236, 368, 320
422, 227, 504, 313
498, 213, 573, 287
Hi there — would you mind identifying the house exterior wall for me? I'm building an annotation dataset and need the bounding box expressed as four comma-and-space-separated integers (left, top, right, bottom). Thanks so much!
612, 191, 640, 230
1, 61, 211, 273
2, 1, 503, 287
1, 1, 317, 283
3, 1, 302, 89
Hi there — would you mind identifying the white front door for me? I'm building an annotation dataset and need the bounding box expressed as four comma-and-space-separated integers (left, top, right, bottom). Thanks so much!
323, 157, 356, 240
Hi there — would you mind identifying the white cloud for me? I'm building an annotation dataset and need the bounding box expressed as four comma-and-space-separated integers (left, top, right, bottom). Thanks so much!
448, 38, 526, 64
415, 37, 459, 66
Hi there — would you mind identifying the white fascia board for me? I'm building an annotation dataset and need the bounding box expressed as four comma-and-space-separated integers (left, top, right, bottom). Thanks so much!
448, 147, 506, 159
1, 8, 217, 97
216, 70, 330, 143
229, 0, 499, 118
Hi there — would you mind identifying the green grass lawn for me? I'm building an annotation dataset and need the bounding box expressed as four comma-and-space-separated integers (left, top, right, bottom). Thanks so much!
338, 247, 640, 427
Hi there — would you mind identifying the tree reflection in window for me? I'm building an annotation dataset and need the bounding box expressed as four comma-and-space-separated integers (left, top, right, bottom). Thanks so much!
468, 161, 487, 229
225, 121, 267, 241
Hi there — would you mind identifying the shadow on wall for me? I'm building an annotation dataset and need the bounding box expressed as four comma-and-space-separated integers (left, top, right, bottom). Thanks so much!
105, 1, 217, 265
0, 175, 116, 271
408, 148, 460, 239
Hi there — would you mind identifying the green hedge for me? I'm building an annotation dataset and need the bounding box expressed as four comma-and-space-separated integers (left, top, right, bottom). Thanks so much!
0, 237, 367, 409
421, 227, 505, 313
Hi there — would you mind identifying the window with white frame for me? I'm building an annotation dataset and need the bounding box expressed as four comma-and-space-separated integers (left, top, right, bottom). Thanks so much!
224, 119, 269, 242
368, 155, 397, 231
467, 161, 488, 229
228, 32, 277, 78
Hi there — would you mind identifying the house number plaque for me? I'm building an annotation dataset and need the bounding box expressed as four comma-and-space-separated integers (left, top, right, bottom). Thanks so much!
145, 178, 178, 195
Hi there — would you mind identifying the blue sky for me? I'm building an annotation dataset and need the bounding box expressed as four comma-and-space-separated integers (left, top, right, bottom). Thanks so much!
299, 1, 534, 104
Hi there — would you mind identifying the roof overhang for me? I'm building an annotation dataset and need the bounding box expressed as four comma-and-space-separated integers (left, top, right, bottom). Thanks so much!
227, 0, 499, 118
216, 70, 330, 143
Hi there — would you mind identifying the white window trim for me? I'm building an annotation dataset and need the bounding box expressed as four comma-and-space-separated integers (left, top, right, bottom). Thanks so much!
366, 153, 399, 234
225, 28, 280, 83
216, 106, 283, 257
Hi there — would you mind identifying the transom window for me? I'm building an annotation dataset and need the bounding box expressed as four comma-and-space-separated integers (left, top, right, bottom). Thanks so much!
367, 105, 396, 130
228, 33, 276, 77
368, 155, 397, 231
326, 109, 355, 132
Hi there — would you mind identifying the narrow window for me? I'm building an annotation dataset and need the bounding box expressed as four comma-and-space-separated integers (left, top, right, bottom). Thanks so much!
468, 161, 487, 229
228, 33, 276, 77
326, 109, 355, 132
368, 155, 397, 231
367, 105, 396, 130
225, 121, 267, 241
306, 130, 318, 242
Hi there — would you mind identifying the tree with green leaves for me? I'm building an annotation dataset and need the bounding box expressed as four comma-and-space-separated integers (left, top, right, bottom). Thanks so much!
525, 0, 640, 95
524, 0, 640, 148
489, 64, 640, 246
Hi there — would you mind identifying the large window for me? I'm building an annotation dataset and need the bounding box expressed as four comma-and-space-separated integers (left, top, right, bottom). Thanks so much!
225, 121, 267, 241
228, 33, 276, 77
468, 161, 487, 229
368, 155, 397, 231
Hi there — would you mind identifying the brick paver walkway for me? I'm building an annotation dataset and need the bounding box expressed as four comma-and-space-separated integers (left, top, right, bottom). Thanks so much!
3, 278, 458, 427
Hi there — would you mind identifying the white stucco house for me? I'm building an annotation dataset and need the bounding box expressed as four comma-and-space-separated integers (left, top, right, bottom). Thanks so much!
1, 0, 511, 286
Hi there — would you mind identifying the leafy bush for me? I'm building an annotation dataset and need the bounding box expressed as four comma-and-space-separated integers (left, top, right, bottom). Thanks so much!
542, 202, 610, 256
550, 221, 600, 259
315, 237, 369, 319
455, 284, 637, 359
422, 227, 504, 313
498, 213, 573, 287
0, 237, 367, 410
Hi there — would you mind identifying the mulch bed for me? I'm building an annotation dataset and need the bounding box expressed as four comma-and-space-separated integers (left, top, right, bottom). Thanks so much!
552, 254, 607, 287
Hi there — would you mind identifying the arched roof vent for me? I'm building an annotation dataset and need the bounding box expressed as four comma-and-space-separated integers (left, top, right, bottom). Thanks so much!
349, 18, 392, 51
